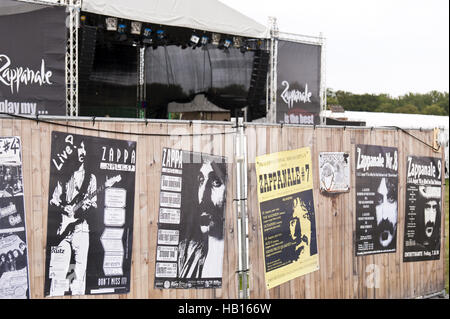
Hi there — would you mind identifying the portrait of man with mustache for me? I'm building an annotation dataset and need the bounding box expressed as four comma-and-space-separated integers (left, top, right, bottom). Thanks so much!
417, 186, 441, 249
373, 177, 398, 251
177, 159, 227, 280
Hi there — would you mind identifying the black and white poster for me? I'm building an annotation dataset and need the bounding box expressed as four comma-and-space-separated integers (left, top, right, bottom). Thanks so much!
355, 144, 399, 256
403, 156, 442, 262
154, 148, 228, 289
0, 137, 30, 299
276, 40, 321, 125
0, 2, 66, 116
44, 132, 136, 297
319, 152, 350, 193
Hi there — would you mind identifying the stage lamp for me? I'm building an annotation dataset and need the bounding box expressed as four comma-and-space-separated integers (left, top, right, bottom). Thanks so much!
143, 27, 152, 37
105, 17, 118, 31
117, 23, 127, 34
131, 21, 142, 35
190, 34, 200, 45
201, 35, 209, 45
142, 27, 153, 44
212, 33, 221, 45
156, 29, 165, 40
233, 36, 242, 48
223, 39, 232, 49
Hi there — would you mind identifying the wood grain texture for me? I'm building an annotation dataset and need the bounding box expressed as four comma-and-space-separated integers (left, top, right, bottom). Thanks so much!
0, 118, 445, 299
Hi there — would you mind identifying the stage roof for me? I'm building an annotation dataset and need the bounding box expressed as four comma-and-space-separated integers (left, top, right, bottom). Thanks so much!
81, 0, 269, 39
0, 0, 45, 16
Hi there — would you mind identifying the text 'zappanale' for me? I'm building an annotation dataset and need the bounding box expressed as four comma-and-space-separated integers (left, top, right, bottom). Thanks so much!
0, 54, 53, 94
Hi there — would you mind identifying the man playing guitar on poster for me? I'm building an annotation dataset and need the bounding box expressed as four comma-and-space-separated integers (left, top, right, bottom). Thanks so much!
49, 140, 96, 296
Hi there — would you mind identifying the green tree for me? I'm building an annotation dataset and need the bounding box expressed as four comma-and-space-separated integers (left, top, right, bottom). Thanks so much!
375, 102, 395, 113
395, 104, 420, 114
422, 104, 447, 116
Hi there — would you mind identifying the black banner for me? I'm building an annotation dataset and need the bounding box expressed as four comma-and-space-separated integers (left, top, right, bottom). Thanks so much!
0, 137, 30, 299
355, 144, 399, 256
276, 40, 321, 125
403, 156, 442, 262
0, 4, 66, 116
44, 132, 136, 296
154, 148, 228, 289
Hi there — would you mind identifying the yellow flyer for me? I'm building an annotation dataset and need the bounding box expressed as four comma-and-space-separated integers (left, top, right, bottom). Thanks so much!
255, 147, 319, 289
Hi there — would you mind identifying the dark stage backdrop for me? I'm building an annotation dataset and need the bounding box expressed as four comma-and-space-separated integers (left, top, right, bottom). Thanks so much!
276, 40, 321, 125
78, 32, 139, 117
145, 45, 256, 118
0, 3, 66, 116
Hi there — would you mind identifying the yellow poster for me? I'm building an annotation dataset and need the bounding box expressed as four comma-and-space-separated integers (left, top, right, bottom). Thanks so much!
255, 147, 319, 289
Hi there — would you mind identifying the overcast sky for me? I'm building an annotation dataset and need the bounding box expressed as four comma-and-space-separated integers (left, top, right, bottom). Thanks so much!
220, 0, 449, 97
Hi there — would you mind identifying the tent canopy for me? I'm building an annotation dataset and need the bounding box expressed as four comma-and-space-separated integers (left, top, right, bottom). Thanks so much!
0, 0, 46, 16
81, 0, 269, 39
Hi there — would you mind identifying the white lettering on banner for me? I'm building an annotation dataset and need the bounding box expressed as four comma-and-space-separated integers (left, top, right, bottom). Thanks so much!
0, 99, 38, 115
0, 54, 53, 94
284, 113, 314, 124
280, 81, 312, 108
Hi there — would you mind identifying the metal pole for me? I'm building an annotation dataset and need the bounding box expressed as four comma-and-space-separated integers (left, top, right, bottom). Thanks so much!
234, 117, 249, 299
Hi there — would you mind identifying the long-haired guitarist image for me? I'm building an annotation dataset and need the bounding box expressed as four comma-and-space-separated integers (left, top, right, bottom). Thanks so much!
44, 132, 136, 297
48, 138, 122, 296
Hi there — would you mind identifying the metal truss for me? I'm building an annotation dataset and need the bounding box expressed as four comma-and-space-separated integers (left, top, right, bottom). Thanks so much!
65, 0, 81, 116
267, 16, 279, 123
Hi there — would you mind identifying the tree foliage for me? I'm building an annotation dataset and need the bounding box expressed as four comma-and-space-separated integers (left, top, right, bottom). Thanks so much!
327, 89, 449, 116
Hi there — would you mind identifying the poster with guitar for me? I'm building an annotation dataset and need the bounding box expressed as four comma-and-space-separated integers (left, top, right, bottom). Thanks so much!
44, 131, 136, 297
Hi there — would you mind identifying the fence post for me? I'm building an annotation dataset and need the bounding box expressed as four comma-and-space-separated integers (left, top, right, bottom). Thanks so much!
234, 117, 249, 299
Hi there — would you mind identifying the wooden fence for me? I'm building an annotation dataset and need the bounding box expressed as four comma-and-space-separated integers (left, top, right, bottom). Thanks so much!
0, 116, 446, 299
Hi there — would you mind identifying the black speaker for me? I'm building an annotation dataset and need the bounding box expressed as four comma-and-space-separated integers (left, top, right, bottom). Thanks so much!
247, 50, 270, 121
78, 25, 97, 90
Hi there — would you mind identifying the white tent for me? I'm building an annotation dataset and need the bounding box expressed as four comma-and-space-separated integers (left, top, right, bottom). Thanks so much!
81, 0, 269, 39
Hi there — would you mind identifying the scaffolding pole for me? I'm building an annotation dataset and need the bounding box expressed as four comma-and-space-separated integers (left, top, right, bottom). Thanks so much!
234, 117, 249, 299
65, 0, 80, 116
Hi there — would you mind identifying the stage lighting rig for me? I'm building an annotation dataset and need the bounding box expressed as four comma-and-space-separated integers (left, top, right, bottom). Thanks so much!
117, 23, 127, 34
156, 29, 165, 40
131, 21, 142, 35
190, 34, 200, 45
142, 27, 153, 44
105, 17, 118, 31
223, 39, 232, 49
212, 33, 221, 46
201, 35, 209, 45
233, 36, 242, 48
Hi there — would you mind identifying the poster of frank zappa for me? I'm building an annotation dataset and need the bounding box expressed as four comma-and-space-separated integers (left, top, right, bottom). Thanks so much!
255, 147, 319, 289
0, 137, 30, 299
154, 148, 228, 289
403, 156, 443, 262
355, 144, 398, 256
319, 152, 350, 193
44, 132, 136, 297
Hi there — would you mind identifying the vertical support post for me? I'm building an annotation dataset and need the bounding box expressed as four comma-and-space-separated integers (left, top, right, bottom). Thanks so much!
65, 0, 80, 116
138, 45, 146, 118
267, 17, 278, 124
234, 117, 249, 299
319, 32, 327, 125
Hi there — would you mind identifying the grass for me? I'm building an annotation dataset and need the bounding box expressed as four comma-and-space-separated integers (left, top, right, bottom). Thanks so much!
445, 179, 449, 295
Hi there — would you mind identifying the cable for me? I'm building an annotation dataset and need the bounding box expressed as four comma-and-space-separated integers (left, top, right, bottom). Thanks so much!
388, 126, 440, 152
0, 112, 236, 137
